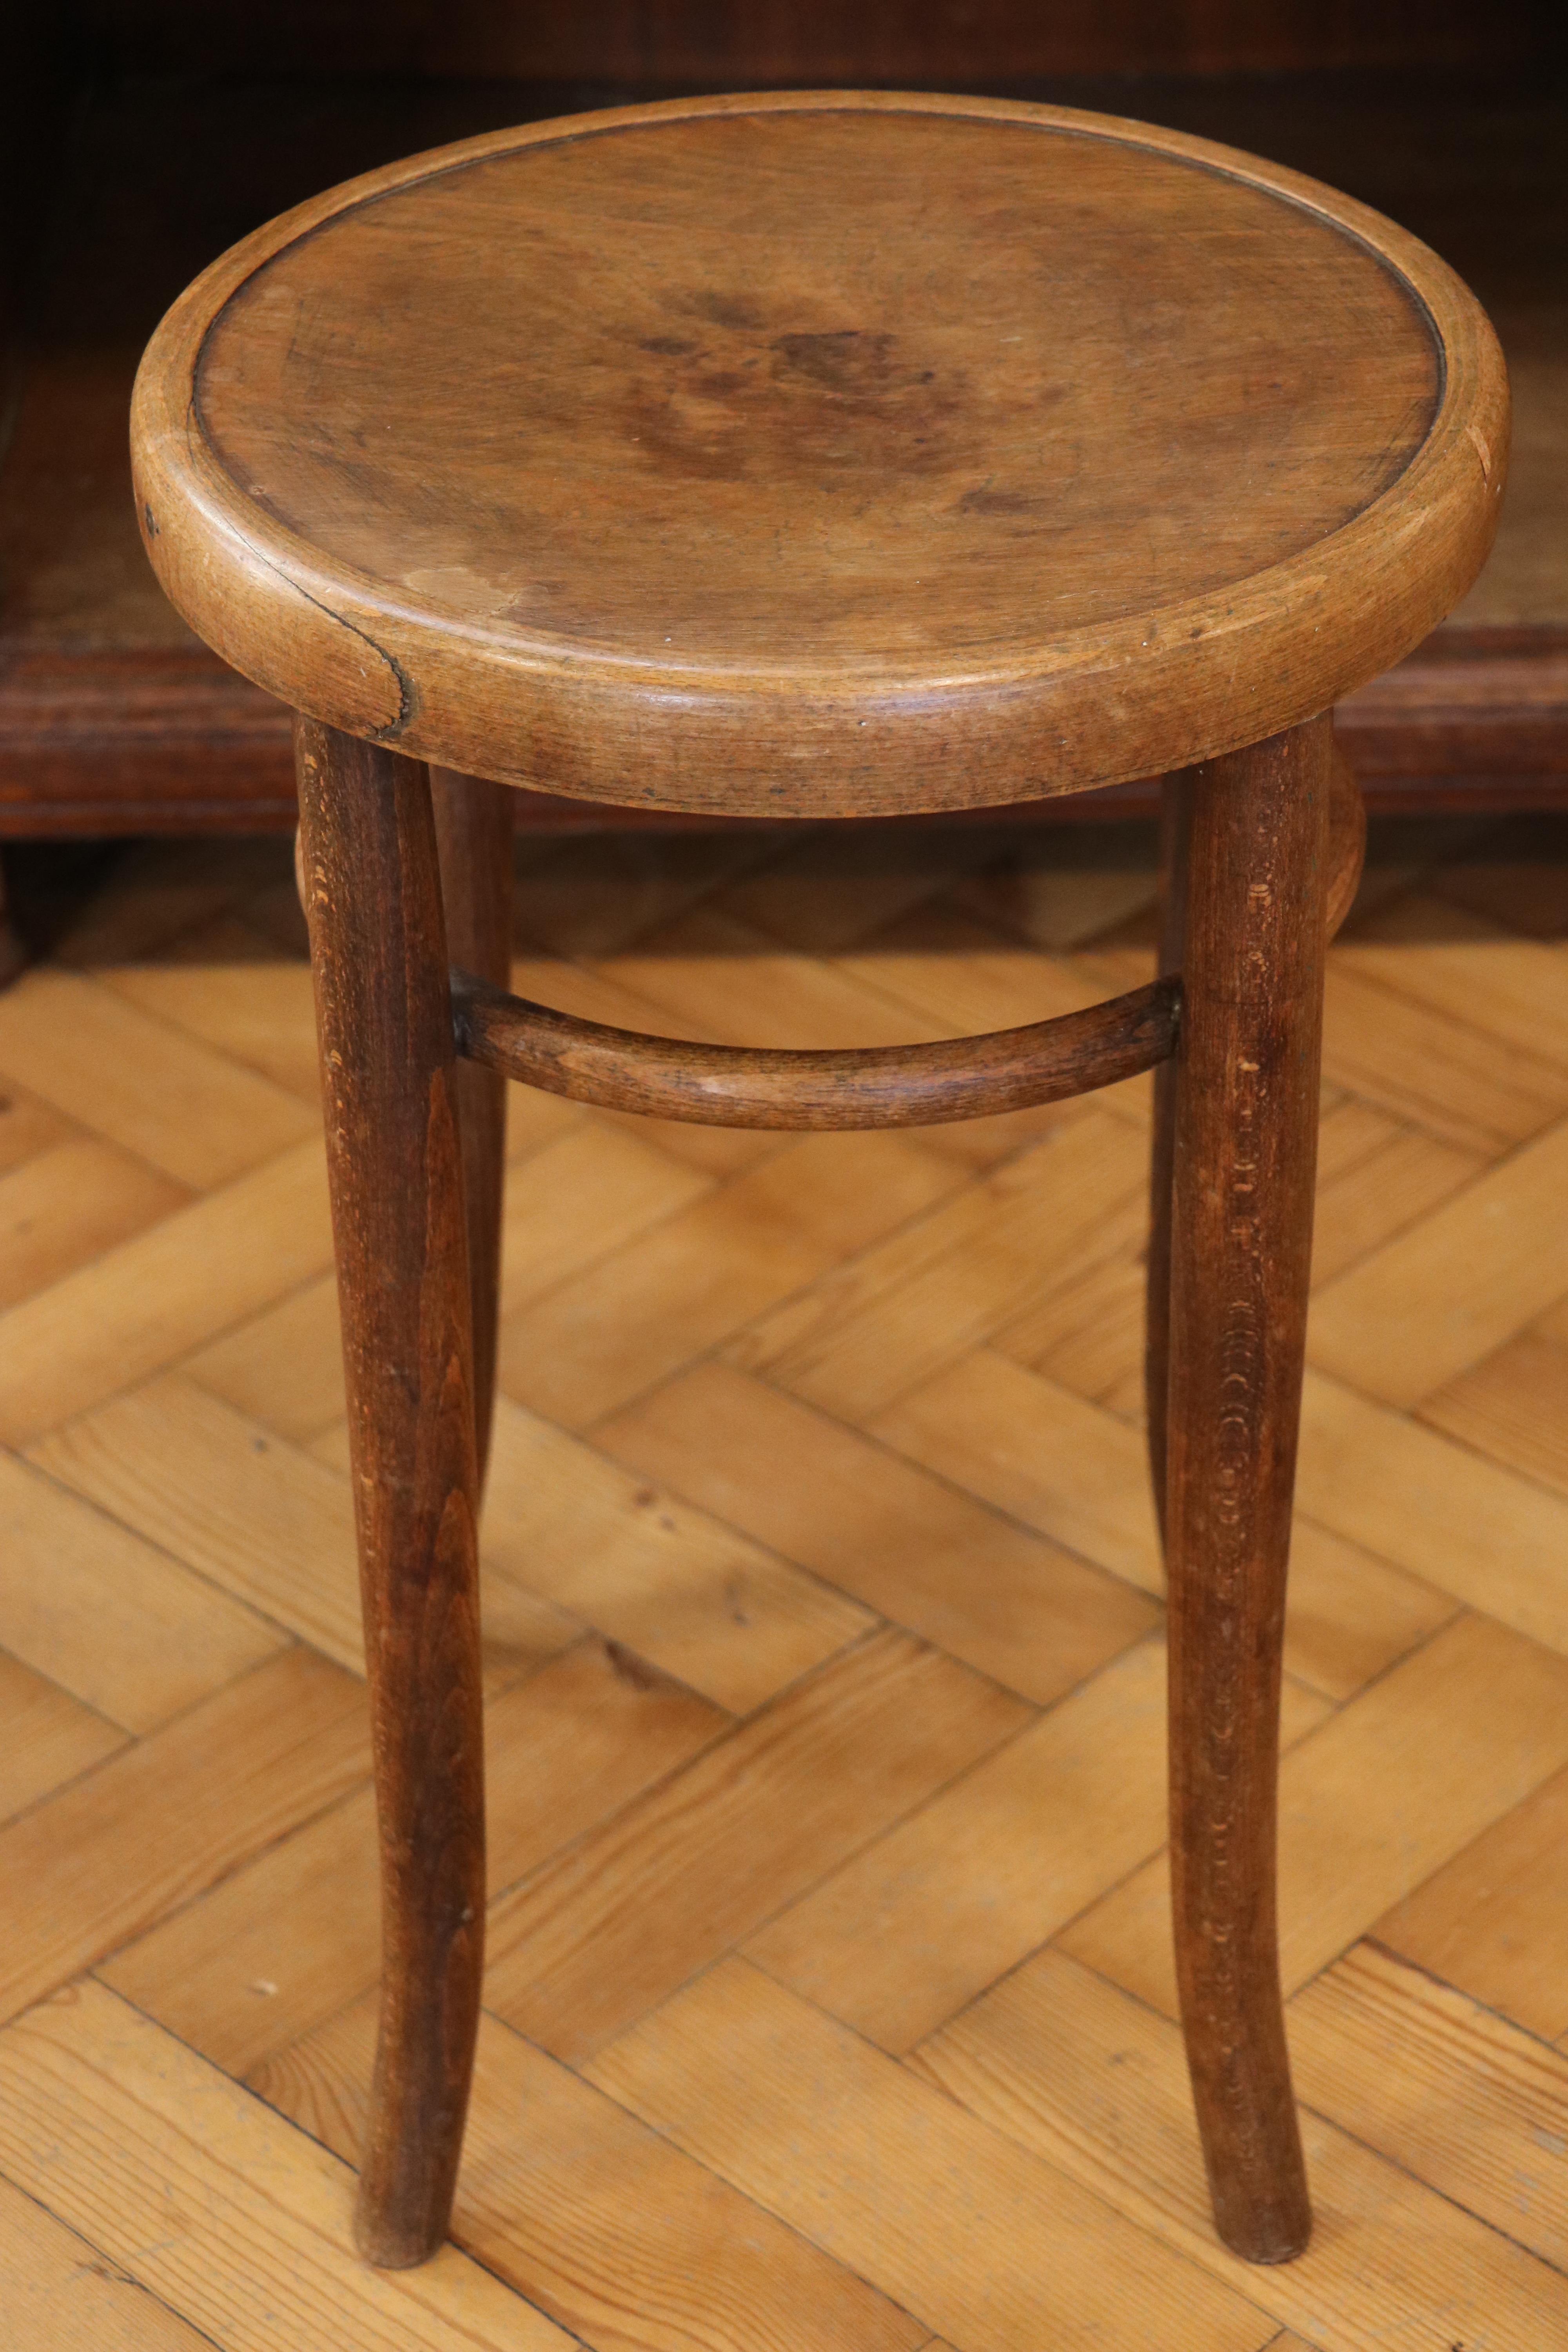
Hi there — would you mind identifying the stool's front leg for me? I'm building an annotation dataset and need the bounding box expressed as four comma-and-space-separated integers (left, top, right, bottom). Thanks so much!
1165, 714, 1329, 2263
296, 718, 486, 2268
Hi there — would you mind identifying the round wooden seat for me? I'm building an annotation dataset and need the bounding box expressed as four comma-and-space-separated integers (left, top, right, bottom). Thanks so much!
132, 91, 1504, 817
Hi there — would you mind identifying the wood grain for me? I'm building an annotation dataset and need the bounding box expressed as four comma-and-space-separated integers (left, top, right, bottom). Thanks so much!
132, 96, 1504, 814
100, 1638, 724, 2079
498, 1129, 961, 1429
0, 1134, 333, 1445
485, 1630, 1030, 2061
1296, 1367, 1568, 1654
0, 1982, 574, 2352
0, 1649, 367, 2026
1375, 1761, 1568, 2041
30, 1373, 367, 1671
1290, 1942, 1568, 2272
0, 968, 315, 1186
261, 1993, 931, 2352
0, 2169, 216, 2352
6, 809, 1568, 2334
737, 1109, 1149, 1419
1160, 720, 1331, 2261
296, 718, 485, 2265
916, 1944, 1568, 2352
588, 1959, 1278, 2352
455, 966, 1180, 1128
0, 1446, 283, 1730
744, 1635, 1171, 2052
1308, 1111, 1568, 1404
0, 1650, 125, 1825
1060, 1612, 1568, 2016
0, 1136, 189, 1311
480, 1392, 873, 1712
592, 1361, 1157, 1706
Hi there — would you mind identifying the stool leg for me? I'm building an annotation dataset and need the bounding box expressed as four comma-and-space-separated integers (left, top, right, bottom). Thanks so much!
295, 718, 486, 2269
1145, 769, 1191, 1552
430, 767, 512, 1490
1165, 714, 1329, 2263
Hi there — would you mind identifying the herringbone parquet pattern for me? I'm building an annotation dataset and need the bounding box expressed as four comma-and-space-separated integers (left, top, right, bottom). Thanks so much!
5, 806, 1568, 2348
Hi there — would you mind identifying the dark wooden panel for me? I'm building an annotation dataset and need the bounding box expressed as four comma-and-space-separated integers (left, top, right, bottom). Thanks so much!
72, 0, 1560, 79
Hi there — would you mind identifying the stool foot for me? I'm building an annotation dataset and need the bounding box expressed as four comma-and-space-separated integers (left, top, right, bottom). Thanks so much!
1163, 716, 1330, 2265
296, 718, 486, 2269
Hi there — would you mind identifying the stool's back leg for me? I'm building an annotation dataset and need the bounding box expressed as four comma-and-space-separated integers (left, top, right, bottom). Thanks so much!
1145, 771, 1192, 1554
1166, 714, 1329, 2263
430, 767, 512, 1490
295, 718, 485, 2269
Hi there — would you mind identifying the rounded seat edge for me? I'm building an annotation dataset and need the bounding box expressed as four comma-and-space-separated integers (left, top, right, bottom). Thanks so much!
129, 89, 1510, 819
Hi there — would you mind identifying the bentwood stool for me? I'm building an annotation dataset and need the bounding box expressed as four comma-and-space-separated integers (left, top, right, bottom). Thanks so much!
131, 91, 1507, 2273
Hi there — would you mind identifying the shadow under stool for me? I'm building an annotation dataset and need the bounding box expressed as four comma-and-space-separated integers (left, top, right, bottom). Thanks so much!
129, 90, 1507, 2273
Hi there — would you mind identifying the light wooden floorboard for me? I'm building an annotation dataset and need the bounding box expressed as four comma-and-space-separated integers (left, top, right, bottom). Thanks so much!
12, 819, 1568, 2346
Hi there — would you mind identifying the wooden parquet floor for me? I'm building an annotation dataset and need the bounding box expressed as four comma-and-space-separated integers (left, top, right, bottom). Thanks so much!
5, 806, 1568, 2349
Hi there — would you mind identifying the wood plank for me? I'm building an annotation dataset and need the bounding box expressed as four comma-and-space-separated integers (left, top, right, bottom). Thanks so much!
592, 1361, 1158, 1705
1319, 959, 1568, 1153
0, 967, 316, 1187
1308, 1113, 1568, 1405
0, 1651, 125, 1825
497, 1130, 961, 1429
1307, 1104, 1484, 1287
916, 1944, 1568, 2352
1274, 1519, 1457, 1704
988, 1246, 1146, 1414
485, 1629, 1031, 2062
0, 1448, 283, 1731
480, 1393, 871, 1711
32, 1372, 577, 1694
263, 1992, 930, 2352
101, 1637, 726, 2078
734, 1111, 1149, 1421
0, 1085, 71, 1178
30, 1373, 368, 1673
0, 1982, 573, 2352
0, 1136, 334, 1445
107, 949, 323, 1104
1333, 887, 1568, 1070
1058, 1612, 1568, 2015
1421, 1327, 1568, 1496
1375, 1761, 1568, 2042
0, 2170, 215, 2352
869, 1348, 1163, 1593
1290, 1941, 1568, 2272
1296, 1366, 1568, 1653
0, 1136, 190, 1312
0, 1649, 368, 2026
185, 1269, 347, 1442
514, 826, 787, 956
587, 1958, 1276, 2352
495, 1118, 712, 1314
593, 900, 954, 1052
745, 1637, 1327, 2053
